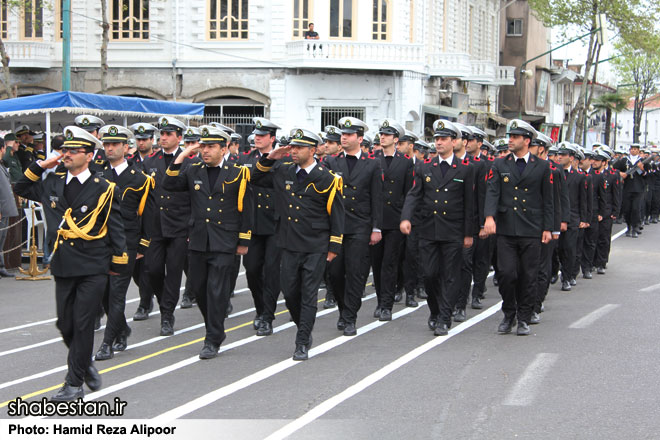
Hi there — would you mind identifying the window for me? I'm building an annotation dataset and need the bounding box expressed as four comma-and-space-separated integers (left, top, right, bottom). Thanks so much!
0, 0, 8, 39
372, 0, 388, 41
506, 18, 523, 36
329, 0, 354, 39
321, 107, 365, 131
111, 0, 149, 41
54, 0, 63, 41
409, 0, 413, 42
556, 84, 563, 105
292, 0, 312, 39
208, 0, 249, 40
22, 0, 43, 40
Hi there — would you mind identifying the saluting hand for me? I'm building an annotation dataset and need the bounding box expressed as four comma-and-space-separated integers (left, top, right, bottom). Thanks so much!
265, 146, 292, 161
39, 153, 63, 169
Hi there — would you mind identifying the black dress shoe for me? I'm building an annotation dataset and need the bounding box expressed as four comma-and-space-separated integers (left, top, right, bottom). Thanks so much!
199, 341, 220, 359
292, 344, 309, 361
253, 314, 264, 331
257, 321, 273, 336
497, 316, 515, 334
471, 297, 483, 309
550, 274, 558, 285
570, 278, 577, 286
405, 295, 418, 307
112, 326, 131, 352
529, 312, 540, 325
160, 317, 174, 336
133, 306, 149, 321
0, 268, 14, 277
517, 321, 530, 336
394, 291, 403, 303
373, 306, 383, 318
625, 230, 632, 237
453, 308, 466, 323
416, 288, 428, 299
323, 295, 337, 309
596, 267, 606, 275
561, 280, 572, 291
180, 295, 194, 309
427, 316, 438, 331
343, 322, 357, 336
85, 364, 102, 391
434, 323, 449, 336
582, 270, 592, 279
226, 300, 233, 317
336, 317, 346, 331
51, 383, 84, 402
95, 342, 114, 361
632, 231, 639, 238
379, 309, 392, 321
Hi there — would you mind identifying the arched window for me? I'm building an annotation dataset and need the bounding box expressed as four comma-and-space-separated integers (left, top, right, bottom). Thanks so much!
208, 0, 249, 40
110, 0, 149, 41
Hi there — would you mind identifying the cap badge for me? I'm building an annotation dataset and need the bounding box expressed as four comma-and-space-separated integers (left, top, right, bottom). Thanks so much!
65, 130, 74, 141
201, 128, 209, 137
511, 121, 518, 130
161, 118, 169, 127
328, 127, 335, 134
382, 120, 389, 128
186, 129, 193, 136
438, 121, 445, 130
255, 120, 263, 129
108, 126, 118, 136
82, 117, 90, 126
137, 126, 145, 134
294, 129, 304, 139
344, 120, 352, 128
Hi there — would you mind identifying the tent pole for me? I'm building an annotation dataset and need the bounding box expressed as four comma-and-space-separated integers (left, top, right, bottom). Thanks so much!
46, 112, 51, 156
62, 0, 71, 91
123, 116, 127, 127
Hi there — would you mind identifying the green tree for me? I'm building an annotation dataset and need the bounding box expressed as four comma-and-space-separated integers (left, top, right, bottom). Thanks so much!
592, 91, 628, 145
612, 43, 660, 143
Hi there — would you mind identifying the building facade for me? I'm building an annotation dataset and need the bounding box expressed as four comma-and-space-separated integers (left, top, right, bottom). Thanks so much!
2, 0, 515, 137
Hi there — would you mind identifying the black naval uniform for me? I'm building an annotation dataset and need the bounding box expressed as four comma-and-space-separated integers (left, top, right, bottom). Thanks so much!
15, 143, 38, 171
485, 153, 554, 327
238, 149, 282, 331
594, 167, 621, 270
559, 166, 588, 285
251, 156, 344, 350
323, 151, 383, 331
619, 155, 645, 232
99, 162, 152, 350
15, 162, 127, 389
402, 156, 427, 301
401, 155, 474, 331
143, 148, 200, 332
89, 149, 107, 174
371, 151, 414, 316
581, 168, 607, 275
162, 160, 253, 349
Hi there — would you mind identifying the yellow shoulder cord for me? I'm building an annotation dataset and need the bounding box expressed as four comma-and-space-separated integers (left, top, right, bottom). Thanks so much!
305, 174, 343, 215
52, 183, 116, 254
223, 166, 251, 212
122, 175, 155, 216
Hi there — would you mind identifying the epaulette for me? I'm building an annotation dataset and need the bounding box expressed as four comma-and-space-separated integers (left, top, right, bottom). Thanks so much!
55, 172, 66, 176
192, 162, 202, 166
283, 161, 293, 165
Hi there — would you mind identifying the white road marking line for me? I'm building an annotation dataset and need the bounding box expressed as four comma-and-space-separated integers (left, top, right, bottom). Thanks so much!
568, 304, 620, 329
0, 297, 287, 391
152, 297, 423, 422
611, 228, 626, 241
0, 271, 248, 334
503, 353, 559, 406
639, 282, 660, 292
50, 294, 380, 415
263, 301, 502, 440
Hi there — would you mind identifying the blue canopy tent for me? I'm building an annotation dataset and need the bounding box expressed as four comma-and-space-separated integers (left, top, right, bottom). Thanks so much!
0, 91, 205, 152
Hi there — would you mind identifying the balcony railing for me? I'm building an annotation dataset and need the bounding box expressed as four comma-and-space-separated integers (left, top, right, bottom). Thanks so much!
3, 41, 53, 68
494, 66, 516, 86
285, 40, 426, 71
427, 53, 472, 78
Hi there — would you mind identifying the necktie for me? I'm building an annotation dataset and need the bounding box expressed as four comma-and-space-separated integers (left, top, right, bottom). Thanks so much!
207, 166, 221, 189
563, 169, 569, 178
163, 153, 175, 168
516, 158, 526, 175
111, 168, 119, 181
385, 156, 393, 169
64, 177, 83, 205
439, 160, 450, 177
346, 155, 358, 173
297, 168, 307, 183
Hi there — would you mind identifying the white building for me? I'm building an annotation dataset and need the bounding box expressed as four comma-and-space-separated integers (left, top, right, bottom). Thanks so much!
2, 0, 515, 138
615, 94, 660, 147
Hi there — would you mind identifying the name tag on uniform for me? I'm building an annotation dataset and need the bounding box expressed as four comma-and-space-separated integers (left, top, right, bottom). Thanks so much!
501, 173, 511, 183
49, 196, 59, 202
334, 172, 342, 177
194, 180, 203, 185
149, 168, 158, 174
285, 180, 294, 185
244, 163, 252, 168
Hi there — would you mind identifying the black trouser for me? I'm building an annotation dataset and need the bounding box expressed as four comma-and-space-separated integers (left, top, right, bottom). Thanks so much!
535, 239, 556, 313
132, 256, 154, 310
652, 189, 660, 216
280, 250, 326, 346
55, 274, 108, 387
622, 191, 642, 229
419, 238, 462, 327
229, 255, 241, 294
472, 235, 492, 300
328, 232, 370, 324
403, 228, 424, 296
101, 248, 137, 345
370, 229, 404, 311
497, 235, 541, 324
581, 221, 599, 273
559, 228, 578, 281
243, 233, 281, 323
551, 241, 560, 278
188, 250, 234, 346
455, 239, 476, 310
148, 236, 187, 319
594, 217, 613, 268
572, 228, 585, 279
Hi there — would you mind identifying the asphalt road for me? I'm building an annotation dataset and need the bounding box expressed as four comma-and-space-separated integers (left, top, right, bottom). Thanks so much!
1, 223, 660, 439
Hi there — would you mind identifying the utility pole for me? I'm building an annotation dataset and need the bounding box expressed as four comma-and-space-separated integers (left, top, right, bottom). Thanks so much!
62, 0, 71, 91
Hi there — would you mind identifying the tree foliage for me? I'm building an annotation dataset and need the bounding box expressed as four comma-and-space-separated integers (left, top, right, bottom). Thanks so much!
592, 91, 629, 145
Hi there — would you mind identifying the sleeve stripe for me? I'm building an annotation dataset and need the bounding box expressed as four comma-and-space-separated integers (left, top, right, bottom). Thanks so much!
165, 168, 180, 177
256, 162, 272, 172
112, 253, 129, 264
25, 168, 40, 182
